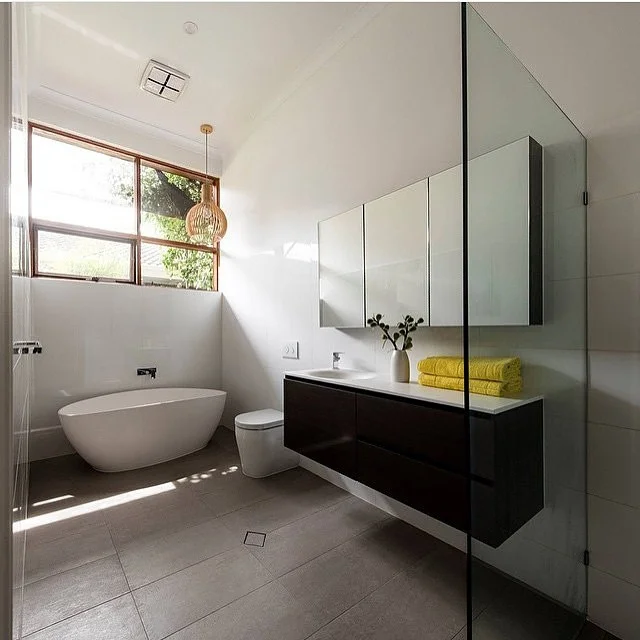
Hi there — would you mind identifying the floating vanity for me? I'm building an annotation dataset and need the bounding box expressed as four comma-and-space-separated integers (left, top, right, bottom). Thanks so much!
283, 371, 543, 548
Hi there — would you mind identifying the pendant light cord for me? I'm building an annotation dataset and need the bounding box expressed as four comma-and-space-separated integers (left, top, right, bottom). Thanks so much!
205, 130, 209, 178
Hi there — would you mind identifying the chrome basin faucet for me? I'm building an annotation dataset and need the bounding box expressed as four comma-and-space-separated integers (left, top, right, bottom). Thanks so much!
332, 352, 343, 370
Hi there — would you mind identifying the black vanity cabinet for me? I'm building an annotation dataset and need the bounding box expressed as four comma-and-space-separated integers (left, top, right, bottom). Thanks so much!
283, 379, 357, 478
284, 376, 544, 548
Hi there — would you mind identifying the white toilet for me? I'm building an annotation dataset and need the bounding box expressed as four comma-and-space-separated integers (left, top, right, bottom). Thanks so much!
234, 409, 299, 478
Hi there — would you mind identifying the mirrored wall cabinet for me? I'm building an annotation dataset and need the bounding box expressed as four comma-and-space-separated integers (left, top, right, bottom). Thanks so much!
318, 206, 365, 328
364, 179, 428, 324
318, 136, 543, 328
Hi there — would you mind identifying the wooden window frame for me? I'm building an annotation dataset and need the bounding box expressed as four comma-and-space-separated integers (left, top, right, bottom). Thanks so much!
28, 122, 220, 291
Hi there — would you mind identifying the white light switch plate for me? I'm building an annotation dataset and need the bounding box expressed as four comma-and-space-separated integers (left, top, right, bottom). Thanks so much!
282, 341, 299, 359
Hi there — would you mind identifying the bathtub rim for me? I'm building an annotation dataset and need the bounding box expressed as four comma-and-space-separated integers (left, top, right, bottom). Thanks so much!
58, 387, 227, 418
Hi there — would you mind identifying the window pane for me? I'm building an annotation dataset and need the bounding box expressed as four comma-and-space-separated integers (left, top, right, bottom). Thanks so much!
141, 242, 213, 290
140, 165, 204, 243
32, 130, 136, 234
37, 230, 133, 281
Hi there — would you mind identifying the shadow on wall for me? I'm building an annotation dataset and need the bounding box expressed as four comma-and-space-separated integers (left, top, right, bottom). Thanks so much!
221, 298, 281, 427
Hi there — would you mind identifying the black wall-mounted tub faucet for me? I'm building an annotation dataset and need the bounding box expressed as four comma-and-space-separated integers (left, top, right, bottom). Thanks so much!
137, 367, 157, 379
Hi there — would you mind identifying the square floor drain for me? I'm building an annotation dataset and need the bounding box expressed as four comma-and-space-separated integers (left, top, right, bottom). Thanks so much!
244, 531, 266, 547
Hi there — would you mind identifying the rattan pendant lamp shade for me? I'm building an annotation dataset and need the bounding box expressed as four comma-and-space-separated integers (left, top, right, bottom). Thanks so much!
185, 124, 227, 245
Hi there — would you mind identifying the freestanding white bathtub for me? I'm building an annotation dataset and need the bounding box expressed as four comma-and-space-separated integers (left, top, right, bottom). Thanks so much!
59, 388, 227, 472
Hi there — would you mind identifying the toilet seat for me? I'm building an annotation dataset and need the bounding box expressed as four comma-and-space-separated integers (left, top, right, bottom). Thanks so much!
235, 409, 283, 430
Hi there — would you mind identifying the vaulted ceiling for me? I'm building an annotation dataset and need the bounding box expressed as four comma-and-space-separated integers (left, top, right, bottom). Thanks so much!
27, 2, 378, 164
474, 2, 640, 136
27, 2, 640, 169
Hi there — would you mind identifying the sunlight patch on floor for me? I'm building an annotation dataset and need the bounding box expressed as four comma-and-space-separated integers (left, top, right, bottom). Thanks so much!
14, 482, 176, 533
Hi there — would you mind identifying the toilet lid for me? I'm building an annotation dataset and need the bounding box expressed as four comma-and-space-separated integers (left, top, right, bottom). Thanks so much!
235, 409, 284, 430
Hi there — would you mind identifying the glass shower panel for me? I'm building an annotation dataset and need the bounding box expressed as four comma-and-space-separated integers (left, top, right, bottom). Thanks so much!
11, 3, 31, 639
464, 4, 587, 638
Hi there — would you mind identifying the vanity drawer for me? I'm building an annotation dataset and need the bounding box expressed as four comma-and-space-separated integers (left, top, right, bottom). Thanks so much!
284, 379, 357, 478
357, 441, 468, 531
356, 394, 466, 473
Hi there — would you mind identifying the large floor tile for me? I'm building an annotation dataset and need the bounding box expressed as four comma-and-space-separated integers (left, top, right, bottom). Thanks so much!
25, 525, 115, 585
307, 547, 467, 640
22, 556, 129, 636
470, 579, 584, 640
165, 582, 323, 640
193, 468, 274, 515
342, 518, 445, 575
210, 426, 239, 454
24, 594, 146, 640
250, 496, 389, 577
278, 519, 443, 625
24, 509, 107, 548
105, 490, 213, 548
133, 546, 273, 640
119, 517, 240, 588
220, 481, 348, 538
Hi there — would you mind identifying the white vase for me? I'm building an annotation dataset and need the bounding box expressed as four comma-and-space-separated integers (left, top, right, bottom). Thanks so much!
390, 350, 410, 383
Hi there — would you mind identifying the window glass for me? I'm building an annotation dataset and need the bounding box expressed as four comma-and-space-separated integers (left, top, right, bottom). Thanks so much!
140, 164, 205, 244
31, 130, 136, 234
141, 242, 213, 290
29, 126, 218, 290
36, 230, 133, 281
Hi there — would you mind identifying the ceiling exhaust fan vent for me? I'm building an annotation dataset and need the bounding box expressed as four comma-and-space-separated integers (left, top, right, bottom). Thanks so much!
140, 60, 189, 102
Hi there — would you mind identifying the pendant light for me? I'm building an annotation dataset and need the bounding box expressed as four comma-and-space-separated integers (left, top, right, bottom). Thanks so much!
185, 124, 227, 245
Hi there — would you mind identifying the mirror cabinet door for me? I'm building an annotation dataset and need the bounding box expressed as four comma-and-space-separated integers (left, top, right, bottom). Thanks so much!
364, 180, 428, 325
318, 206, 365, 328
468, 136, 542, 326
428, 136, 542, 327
429, 164, 463, 327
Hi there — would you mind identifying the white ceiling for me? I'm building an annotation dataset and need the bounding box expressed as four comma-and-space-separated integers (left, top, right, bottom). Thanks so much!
27, 2, 640, 166
474, 2, 640, 136
27, 2, 375, 164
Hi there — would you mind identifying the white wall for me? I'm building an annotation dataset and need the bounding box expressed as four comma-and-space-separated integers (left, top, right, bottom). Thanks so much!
585, 109, 640, 640
221, 0, 591, 616
220, 2, 463, 426
30, 278, 222, 460
28, 96, 221, 176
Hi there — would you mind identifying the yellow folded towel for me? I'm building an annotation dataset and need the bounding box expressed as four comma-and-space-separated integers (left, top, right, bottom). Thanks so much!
417, 356, 521, 383
418, 373, 523, 398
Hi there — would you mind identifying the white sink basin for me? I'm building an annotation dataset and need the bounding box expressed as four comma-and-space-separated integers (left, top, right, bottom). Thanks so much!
304, 369, 376, 381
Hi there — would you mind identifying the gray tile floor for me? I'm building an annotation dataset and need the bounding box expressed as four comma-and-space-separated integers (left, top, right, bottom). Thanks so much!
20, 427, 594, 640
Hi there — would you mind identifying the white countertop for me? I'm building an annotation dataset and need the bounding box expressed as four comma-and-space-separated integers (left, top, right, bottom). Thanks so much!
284, 370, 543, 415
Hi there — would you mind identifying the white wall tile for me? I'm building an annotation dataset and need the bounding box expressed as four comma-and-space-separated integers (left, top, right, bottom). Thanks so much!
588, 422, 640, 508
548, 206, 587, 281
589, 567, 640, 640
588, 192, 640, 277
589, 495, 640, 587
588, 111, 640, 205
546, 413, 586, 493
518, 486, 586, 559
473, 535, 586, 612
586, 102, 640, 636
589, 350, 640, 430
32, 279, 222, 434
473, 277, 586, 351
589, 274, 640, 352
